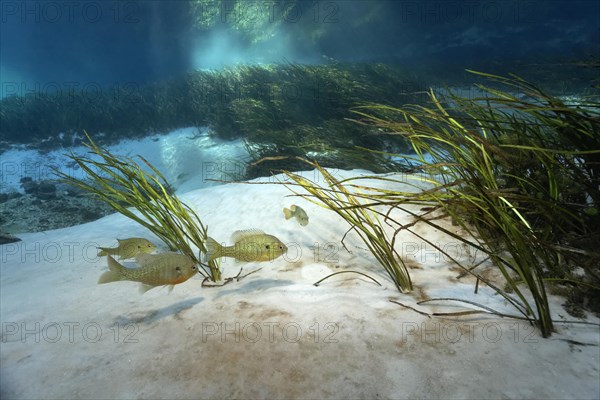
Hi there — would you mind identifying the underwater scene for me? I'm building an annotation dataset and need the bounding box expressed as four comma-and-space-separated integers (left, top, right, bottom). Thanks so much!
1, 1, 599, 398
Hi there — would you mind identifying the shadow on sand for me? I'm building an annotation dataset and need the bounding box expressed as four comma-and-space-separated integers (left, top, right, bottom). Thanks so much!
214, 278, 295, 299
113, 296, 204, 325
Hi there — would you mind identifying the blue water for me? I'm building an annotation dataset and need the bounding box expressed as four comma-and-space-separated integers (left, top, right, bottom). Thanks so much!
0, 4, 599, 399
0, 0, 598, 178
1, 0, 597, 99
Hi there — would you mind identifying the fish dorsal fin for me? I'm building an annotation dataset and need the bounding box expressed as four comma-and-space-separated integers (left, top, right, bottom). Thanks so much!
135, 253, 153, 267
136, 252, 184, 267
230, 229, 265, 243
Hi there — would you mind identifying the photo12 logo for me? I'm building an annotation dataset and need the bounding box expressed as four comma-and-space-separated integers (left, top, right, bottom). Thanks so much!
0, 1, 140, 24
1, 321, 139, 344
397, 0, 538, 25
0, 81, 143, 104
201, 321, 339, 343
194, 1, 339, 25
399, 321, 539, 344
0, 240, 103, 264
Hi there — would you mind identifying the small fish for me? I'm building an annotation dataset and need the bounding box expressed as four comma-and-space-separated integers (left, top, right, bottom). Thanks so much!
205, 229, 287, 263
97, 238, 156, 259
98, 253, 197, 293
283, 205, 309, 226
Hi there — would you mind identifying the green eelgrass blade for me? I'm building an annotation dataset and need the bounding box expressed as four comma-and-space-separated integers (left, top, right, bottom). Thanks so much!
281, 160, 413, 293
340, 72, 599, 337
54, 132, 221, 281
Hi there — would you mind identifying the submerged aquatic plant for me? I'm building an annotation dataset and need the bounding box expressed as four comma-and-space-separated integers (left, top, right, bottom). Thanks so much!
54, 133, 221, 282
346, 71, 600, 337
283, 160, 413, 293
274, 71, 598, 337
1, 63, 416, 175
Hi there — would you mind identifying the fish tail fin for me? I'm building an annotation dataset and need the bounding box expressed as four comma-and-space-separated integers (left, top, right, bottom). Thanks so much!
98, 255, 126, 284
97, 247, 109, 257
283, 207, 293, 220
204, 237, 223, 262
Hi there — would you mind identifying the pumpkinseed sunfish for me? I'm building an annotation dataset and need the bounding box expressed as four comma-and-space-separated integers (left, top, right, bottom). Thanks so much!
205, 229, 287, 263
97, 237, 156, 259
98, 252, 197, 293
283, 204, 309, 226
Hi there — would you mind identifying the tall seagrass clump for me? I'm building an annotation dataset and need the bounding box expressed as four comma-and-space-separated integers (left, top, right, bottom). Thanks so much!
55, 133, 221, 282
348, 71, 600, 337
283, 160, 413, 293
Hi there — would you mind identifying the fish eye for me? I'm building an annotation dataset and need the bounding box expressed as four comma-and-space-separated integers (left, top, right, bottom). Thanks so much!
192, 265, 196, 270
265, 245, 270, 249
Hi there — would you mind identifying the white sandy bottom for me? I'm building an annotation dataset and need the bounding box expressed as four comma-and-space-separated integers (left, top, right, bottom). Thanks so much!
1, 170, 599, 399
